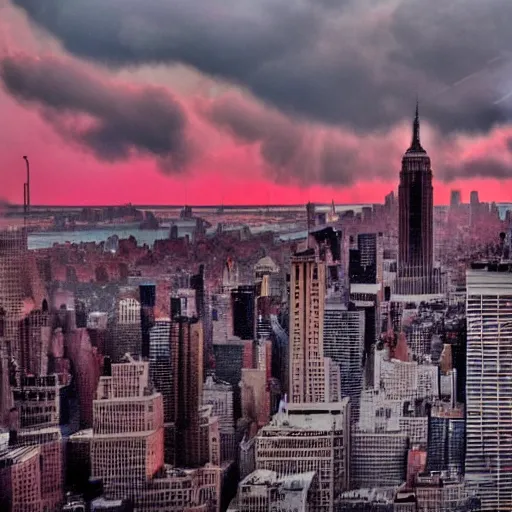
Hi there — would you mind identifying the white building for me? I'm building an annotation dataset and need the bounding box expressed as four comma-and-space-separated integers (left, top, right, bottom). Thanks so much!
228, 469, 316, 512
255, 400, 350, 512
203, 375, 236, 463
117, 298, 141, 325
465, 263, 512, 511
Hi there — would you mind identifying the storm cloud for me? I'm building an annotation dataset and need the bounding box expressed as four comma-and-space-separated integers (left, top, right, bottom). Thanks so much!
11, 0, 512, 134
0, 53, 192, 170
203, 92, 403, 186
5, 0, 512, 185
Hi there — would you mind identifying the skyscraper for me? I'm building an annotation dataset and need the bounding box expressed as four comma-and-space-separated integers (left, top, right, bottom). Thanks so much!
255, 401, 350, 512
465, 263, 512, 511
139, 284, 156, 359
232, 285, 255, 340
323, 305, 365, 424
450, 190, 462, 208
289, 228, 342, 404
91, 358, 164, 501
288, 247, 327, 404
399, 102, 433, 270
0, 228, 30, 344
397, 103, 435, 295
170, 301, 205, 468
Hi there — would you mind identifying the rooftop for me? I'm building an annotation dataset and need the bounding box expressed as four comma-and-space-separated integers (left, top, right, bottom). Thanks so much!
263, 400, 349, 431
241, 469, 278, 486
340, 488, 395, 504
280, 471, 316, 491
91, 497, 124, 509
0, 446, 39, 467
350, 283, 381, 295
69, 429, 94, 441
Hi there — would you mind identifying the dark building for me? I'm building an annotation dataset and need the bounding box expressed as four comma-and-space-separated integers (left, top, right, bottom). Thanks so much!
139, 284, 156, 359
232, 285, 255, 340
349, 233, 381, 285
398, 102, 433, 271
256, 296, 272, 341
349, 249, 362, 283
18, 308, 50, 376
213, 340, 247, 422
170, 300, 205, 468
450, 190, 462, 208
396, 103, 439, 295
191, 265, 213, 371
427, 407, 465, 476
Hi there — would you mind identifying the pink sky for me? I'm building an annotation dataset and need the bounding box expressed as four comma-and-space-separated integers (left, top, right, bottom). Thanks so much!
1, 3, 512, 206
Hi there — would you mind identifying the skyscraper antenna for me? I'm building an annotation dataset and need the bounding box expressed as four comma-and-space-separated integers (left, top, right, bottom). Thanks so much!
22, 156, 30, 221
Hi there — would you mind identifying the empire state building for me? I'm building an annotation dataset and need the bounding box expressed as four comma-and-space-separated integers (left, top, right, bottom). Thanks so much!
396, 103, 440, 295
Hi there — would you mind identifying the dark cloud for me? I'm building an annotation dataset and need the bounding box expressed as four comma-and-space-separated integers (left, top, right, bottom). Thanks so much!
443, 159, 512, 182
204, 92, 401, 186
11, 0, 512, 134
0, 53, 192, 170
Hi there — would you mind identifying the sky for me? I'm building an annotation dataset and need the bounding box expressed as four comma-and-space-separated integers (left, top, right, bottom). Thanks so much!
2, 0, 512, 205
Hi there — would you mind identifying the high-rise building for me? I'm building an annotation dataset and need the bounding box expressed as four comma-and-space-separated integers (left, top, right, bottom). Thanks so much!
222, 257, 239, 293
255, 295, 272, 341
191, 265, 214, 373
289, 227, 344, 404
349, 233, 383, 285
149, 318, 174, 463
0, 227, 48, 390
255, 401, 350, 512
12, 374, 67, 429
18, 308, 51, 377
465, 262, 512, 511
170, 305, 205, 468
350, 432, 409, 489
211, 293, 233, 343
323, 305, 365, 424
288, 248, 327, 404
139, 284, 156, 360
0, 446, 43, 512
89, 357, 221, 511
203, 375, 236, 464
111, 295, 142, 362
17, 426, 64, 511
91, 357, 165, 501
232, 286, 255, 340
0, 228, 30, 345
396, 104, 441, 296
398, 103, 433, 274
254, 256, 282, 299
427, 404, 465, 476
450, 190, 462, 208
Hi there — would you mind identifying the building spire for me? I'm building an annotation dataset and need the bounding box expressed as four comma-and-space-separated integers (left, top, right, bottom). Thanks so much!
406, 99, 426, 154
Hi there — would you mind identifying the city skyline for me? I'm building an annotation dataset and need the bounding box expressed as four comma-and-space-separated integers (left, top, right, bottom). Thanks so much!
2, 2, 512, 205
0, 119, 503, 511
2, 2, 512, 510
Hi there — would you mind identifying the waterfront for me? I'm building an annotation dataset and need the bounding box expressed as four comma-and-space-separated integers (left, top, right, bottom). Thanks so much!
28, 227, 170, 250
27, 222, 307, 250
